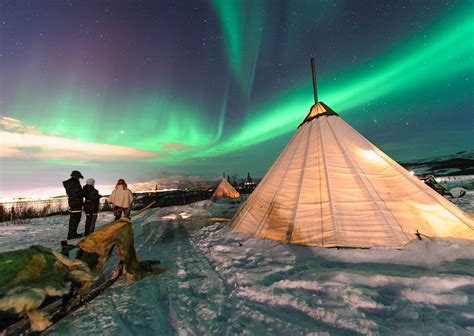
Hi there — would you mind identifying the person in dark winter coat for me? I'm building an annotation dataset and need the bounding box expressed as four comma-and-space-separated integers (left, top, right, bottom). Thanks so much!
63, 170, 84, 239
83, 178, 102, 235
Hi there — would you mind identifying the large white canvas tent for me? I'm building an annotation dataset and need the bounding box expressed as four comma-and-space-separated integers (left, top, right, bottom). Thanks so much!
231, 60, 473, 248
212, 178, 241, 200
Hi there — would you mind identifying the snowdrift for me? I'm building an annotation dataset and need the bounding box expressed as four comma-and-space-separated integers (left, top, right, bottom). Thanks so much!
0, 196, 472, 335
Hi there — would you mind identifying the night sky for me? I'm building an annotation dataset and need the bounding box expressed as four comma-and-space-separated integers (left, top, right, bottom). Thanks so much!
0, 0, 473, 197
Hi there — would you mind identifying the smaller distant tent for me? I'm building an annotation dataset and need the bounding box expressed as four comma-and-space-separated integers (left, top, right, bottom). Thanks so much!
212, 178, 240, 199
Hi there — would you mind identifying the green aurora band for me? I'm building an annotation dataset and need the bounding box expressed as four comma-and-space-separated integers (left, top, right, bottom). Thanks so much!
5, 4, 473, 165
199, 5, 474, 158
210, 0, 265, 99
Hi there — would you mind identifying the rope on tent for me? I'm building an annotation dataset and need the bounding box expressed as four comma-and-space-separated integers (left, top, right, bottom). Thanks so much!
249, 235, 287, 257
131, 200, 156, 218
415, 229, 435, 242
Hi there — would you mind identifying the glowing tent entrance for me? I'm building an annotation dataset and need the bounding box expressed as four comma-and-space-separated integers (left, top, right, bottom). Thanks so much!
212, 178, 240, 200
231, 62, 473, 248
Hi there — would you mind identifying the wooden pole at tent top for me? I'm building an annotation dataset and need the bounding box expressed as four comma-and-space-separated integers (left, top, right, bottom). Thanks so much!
310, 58, 318, 104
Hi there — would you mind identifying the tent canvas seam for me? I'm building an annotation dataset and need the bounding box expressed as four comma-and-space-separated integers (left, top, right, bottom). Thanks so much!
327, 118, 410, 245
287, 117, 314, 243
319, 117, 338, 246
255, 126, 307, 238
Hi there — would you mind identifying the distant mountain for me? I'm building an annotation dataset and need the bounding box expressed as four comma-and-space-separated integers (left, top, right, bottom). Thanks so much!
128, 174, 264, 193
400, 150, 474, 177
129, 175, 222, 192
128, 151, 474, 194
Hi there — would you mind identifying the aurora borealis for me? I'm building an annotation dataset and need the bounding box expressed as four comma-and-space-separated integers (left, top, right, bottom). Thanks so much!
0, 1, 473, 197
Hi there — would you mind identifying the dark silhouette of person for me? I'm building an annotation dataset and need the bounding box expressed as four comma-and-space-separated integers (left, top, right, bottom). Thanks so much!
63, 170, 84, 239
83, 178, 102, 235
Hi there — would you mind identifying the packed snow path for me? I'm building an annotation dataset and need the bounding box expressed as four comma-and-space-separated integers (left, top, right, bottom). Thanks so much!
1, 196, 473, 335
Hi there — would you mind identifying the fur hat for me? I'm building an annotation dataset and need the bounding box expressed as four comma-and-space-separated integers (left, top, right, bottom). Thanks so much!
116, 179, 127, 186
86, 178, 95, 186
70, 170, 84, 179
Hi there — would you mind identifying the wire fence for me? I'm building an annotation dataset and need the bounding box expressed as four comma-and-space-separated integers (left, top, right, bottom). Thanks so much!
0, 188, 255, 224
0, 197, 110, 224
0, 190, 211, 224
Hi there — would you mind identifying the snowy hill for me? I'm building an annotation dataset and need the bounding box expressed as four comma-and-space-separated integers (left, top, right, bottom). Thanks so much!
400, 150, 474, 177
128, 175, 222, 192
1, 193, 473, 335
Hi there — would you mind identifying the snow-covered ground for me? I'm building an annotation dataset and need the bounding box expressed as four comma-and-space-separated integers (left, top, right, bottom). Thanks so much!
1, 196, 473, 335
